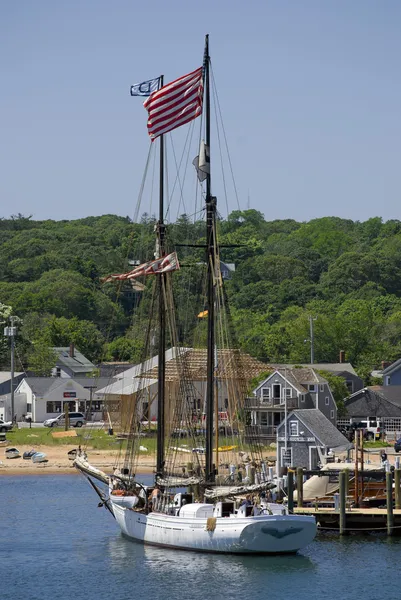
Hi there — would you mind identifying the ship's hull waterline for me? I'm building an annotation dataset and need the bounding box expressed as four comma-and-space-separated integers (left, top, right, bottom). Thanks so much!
111, 501, 317, 554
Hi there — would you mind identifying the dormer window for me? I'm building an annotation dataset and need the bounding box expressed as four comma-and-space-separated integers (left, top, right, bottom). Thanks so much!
309, 384, 316, 392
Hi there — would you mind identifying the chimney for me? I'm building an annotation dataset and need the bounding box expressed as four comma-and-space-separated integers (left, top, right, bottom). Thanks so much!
69, 343, 75, 358
339, 350, 345, 363
382, 361, 391, 370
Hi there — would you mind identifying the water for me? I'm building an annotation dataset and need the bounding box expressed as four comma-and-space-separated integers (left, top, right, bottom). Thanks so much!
1, 474, 401, 600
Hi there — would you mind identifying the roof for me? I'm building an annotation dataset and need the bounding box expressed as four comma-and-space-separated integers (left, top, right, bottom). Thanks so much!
382, 359, 401, 376
73, 378, 113, 393
20, 377, 67, 396
96, 378, 157, 396
115, 347, 269, 383
53, 347, 95, 373
0, 372, 24, 385
268, 363, 359, 377
284, 409, 352, 450
255, 368, 327, 395
344, 386, 401, 417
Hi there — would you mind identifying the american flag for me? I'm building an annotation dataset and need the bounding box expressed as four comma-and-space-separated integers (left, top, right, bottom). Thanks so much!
143, 67, 203, 140
102, 252, 180, 283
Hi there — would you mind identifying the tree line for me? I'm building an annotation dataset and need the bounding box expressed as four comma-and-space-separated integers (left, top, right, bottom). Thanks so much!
1, 211, 400, 382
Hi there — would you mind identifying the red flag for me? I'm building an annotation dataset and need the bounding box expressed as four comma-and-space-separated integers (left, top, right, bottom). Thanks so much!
102, 252, 180, 283
143, 67, 203, 140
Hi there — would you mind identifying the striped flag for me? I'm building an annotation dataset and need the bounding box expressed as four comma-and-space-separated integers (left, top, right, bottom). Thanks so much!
143, 67, 203, 140
101, 252, 180, 283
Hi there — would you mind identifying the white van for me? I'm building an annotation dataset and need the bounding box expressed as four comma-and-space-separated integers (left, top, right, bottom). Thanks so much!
350, 418, 383, 440
43, 412, 86, 428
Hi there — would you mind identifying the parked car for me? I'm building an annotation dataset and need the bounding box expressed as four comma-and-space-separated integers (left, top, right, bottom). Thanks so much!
43, 412, 86, 428
339, 420, 382, 441
394, 438, 401, 453
0, 418, 13, 432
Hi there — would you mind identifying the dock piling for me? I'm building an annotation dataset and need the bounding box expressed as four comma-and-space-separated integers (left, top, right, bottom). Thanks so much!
395, 469, 401, 510
297, 468, 303, 508
287, 470, 294, 513
386, 471, 394, 536
339, 471, 347, 535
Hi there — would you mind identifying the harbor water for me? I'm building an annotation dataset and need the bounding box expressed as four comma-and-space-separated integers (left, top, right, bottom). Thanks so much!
1, 474, 401, 600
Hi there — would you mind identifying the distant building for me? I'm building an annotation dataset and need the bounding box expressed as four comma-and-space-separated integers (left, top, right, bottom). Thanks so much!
51, 344, 95, 378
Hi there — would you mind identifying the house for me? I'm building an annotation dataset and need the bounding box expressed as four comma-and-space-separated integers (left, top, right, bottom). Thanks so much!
96, 347, 268, 429
220, 261, 235, 280
382, 360, 401, 386
245, 368, 337, 444
98, 362, 135, 378
266, 362, 363, 395
276, 409, 352, 471
14, 377, 111, 423
344, 385, 401, 431
51, 344, 96, 378
0, 372, 25, 396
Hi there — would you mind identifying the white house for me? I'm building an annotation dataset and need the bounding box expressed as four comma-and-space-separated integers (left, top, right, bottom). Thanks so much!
15, 377, 109, 423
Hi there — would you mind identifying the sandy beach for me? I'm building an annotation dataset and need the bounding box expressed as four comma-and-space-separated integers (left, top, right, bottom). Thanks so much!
0, 444, 157, 475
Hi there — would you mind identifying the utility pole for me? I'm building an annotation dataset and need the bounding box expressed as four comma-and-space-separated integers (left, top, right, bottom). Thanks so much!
4, 316, 18, 422
309, 316, 317, 364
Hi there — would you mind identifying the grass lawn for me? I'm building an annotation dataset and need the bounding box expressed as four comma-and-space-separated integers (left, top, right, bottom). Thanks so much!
4, 428, 276, 455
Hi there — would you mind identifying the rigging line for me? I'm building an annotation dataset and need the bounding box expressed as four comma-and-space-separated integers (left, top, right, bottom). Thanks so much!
210, 61, 241, 212
132, 142, 155, 224
211, 76, 230, 219
166, 123, 195, 220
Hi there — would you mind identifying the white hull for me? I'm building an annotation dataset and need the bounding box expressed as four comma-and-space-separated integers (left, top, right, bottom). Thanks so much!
111, 500, 316, 554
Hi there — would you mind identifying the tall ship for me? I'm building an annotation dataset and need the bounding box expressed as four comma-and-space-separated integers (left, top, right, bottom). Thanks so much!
75, 35, 317, 554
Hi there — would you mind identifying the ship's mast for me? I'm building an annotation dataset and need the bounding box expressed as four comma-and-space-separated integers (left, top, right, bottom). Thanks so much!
204, 35, 216, 483
156, 75, 166, 477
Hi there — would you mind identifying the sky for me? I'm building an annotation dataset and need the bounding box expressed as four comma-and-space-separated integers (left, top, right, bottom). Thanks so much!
1, 0, 401, 224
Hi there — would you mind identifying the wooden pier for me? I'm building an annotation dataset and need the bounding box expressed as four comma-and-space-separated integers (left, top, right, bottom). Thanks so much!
293, 506, 401, 534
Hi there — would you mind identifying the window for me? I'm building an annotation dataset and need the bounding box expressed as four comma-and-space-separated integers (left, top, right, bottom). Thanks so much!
325, 397, 330, 406
320, 384, 324, 392
309, 384, 316, 392
289, 421, 299, 436
285, 388, 291, 397
330, 410, 335, 420
26, 403, 32, 412
260, 412, 268, 426
346, 381, 353, 393
386, 376, 391, 385
261, 388, 270, 402
46, 401, 61, 413
300, 395, 305, 403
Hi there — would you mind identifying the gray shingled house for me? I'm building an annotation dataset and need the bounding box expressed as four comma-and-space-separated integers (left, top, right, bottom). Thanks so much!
276, 409, 352, 470
245, 367, 337, 444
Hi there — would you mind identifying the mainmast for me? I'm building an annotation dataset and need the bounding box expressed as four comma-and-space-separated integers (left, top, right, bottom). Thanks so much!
204, 35, 216, 483
156, 76, 166, 477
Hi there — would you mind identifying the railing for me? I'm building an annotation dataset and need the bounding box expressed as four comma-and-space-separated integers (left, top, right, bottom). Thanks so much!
245, 425, 277, 438
244, 397, 298, 409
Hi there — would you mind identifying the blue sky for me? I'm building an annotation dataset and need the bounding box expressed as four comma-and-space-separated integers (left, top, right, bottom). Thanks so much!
2, 1, 401, 223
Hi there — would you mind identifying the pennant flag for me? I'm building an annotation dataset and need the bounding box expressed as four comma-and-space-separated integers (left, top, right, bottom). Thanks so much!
102, 252, 180, 283
192, 140, 210, 182
130, 77, 161, 97
197, 310, 208, 318
144, 67, 203, 140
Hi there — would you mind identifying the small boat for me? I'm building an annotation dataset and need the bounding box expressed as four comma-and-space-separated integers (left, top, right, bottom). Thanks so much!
23, 449, 37, 460
31, 452, 48, 463
5, 447, 21, 459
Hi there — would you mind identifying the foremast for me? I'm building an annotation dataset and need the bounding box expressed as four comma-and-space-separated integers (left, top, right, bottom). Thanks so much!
204, 35, 217, 483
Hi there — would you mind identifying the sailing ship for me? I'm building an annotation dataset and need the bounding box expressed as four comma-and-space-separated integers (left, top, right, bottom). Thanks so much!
75, 36, 317, 554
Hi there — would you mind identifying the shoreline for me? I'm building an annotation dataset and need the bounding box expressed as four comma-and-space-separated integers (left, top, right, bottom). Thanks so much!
0, 444, 156, 476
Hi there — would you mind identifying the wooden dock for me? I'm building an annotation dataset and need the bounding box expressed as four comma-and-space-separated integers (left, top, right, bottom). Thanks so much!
293, 506, 401, 533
